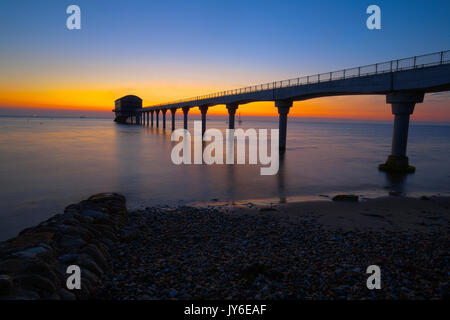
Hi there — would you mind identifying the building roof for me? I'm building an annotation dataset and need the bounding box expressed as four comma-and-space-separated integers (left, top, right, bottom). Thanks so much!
114, 95, 142, 103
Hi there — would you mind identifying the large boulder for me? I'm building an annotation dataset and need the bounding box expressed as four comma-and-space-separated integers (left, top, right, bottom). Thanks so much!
0, 193, 128, 300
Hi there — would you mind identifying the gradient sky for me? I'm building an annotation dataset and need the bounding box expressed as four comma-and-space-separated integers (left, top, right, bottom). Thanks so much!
0, 0, 449, 120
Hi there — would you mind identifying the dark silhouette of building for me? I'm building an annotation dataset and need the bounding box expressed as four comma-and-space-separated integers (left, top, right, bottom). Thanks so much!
113, 95, 142, 124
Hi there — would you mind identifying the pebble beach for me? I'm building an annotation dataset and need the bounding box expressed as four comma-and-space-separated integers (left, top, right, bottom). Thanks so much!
96, 196, 449, 300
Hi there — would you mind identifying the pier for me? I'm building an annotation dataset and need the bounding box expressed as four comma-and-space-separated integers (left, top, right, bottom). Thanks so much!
115, 51, 450, 172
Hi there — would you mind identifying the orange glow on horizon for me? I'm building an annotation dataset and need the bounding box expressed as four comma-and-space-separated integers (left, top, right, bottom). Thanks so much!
1, 86, 449, 122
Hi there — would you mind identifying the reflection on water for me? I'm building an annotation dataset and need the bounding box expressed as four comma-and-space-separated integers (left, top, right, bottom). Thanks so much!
0, 116, 450, 240
384, 172, 409, 194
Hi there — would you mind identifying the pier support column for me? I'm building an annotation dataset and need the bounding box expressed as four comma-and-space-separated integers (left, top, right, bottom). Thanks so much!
170, 108, 177, 131
379, 92, 424, 173
276, 100, 293, 151
226, 104, 239, 129
156, 110, 160, 128
162, 109, 167, 129
146, 112, 149, 126
150, 110, 154, 127
199, 105, 209, 135
182, 107, 190, 129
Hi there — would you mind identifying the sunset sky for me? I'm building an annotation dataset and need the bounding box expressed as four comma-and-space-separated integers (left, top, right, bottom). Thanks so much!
0, 0, 449, 121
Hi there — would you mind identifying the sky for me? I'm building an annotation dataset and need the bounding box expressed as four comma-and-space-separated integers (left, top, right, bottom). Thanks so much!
0, 0, 449, 121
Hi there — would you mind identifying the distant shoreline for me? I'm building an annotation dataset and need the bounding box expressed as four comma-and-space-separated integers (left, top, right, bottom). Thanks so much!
2, 114, 450, 127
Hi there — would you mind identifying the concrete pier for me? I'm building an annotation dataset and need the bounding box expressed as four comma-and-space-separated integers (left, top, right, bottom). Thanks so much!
162, 109, 167, 129
182, 107, 189, 129
379, 92, 424, 173
170, 108, 177, 131
156, 110, 160, 128
123, 50, 450, 173
226, 104, 239, 129
276, 100, 293, 151
151, 110, 154, 127
146, 112, 149, 126
200, 105, 209, 135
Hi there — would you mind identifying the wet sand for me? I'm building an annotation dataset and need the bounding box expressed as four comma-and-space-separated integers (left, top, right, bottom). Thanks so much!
220, 196, 450, 233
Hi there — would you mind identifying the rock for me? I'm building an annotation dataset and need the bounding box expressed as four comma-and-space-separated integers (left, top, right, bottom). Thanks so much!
88, 239, 110, 259
63, 218, 80, 226
13, 246, 50, 259
169, 289, 178, 298
77, 254, 103, 277
12, 288, 41, 300
8, 232, 54, 248
102, 238, 114, 249
58, 254, 79, 263
81, 209, 109, 221
64, 204, 81, 215
332, 195, 359, 202
78, 215, 94, 223
0, 259, 29, 274
0, 274, 13, 296
239, 263, 281, 283
24, 261, 58, 284
15, 274, 56, 294
95, 228, 117, 241
81, 268, 100, 289
58, 236, 86, 250
81, 244, 108, 270
88, 193, 125, 203
63, 225, 93, 240
58, 288, 76, 300
259, 207, 277, 212
120, 230, 138, 242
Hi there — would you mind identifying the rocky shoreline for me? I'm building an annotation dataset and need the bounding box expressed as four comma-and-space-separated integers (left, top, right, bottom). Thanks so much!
0, 193, 448, 300
0, 193, 128, 299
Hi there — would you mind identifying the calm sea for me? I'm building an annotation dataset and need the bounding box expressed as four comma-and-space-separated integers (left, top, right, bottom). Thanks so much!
1, 115, 450, 240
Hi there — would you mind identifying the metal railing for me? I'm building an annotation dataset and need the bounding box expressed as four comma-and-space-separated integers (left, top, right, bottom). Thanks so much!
146, 50, 450, 108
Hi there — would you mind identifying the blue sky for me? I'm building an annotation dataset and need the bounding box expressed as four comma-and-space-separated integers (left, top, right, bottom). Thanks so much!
1, 0, 449, 76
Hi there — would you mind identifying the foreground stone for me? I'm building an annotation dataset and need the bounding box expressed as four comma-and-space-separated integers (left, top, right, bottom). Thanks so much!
0, 193, 127, 300
332, 194, 359, 202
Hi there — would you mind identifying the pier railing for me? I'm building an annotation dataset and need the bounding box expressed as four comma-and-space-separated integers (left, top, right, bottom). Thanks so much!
147, 50, 450, 108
